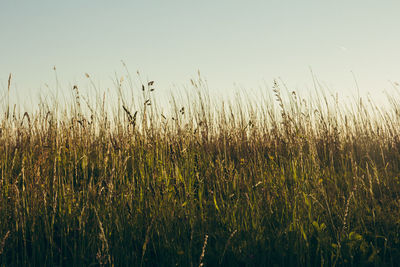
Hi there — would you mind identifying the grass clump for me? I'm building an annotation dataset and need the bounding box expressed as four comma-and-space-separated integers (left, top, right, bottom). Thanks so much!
1, 74, 400, 266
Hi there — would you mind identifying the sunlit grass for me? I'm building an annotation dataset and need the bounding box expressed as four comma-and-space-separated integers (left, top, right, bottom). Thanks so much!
1, 73, 400, 266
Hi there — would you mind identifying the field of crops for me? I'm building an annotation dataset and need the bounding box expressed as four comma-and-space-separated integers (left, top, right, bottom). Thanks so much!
1, 75, 400, 266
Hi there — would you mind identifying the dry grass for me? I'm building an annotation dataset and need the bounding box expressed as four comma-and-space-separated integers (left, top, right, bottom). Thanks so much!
0, 73, 400, 266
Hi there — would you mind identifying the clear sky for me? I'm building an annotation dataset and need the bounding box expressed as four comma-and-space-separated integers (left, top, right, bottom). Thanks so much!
1, 1, 400, 106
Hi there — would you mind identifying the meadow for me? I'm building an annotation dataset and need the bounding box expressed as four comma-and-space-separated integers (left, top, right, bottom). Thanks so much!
1, 73, 400, 266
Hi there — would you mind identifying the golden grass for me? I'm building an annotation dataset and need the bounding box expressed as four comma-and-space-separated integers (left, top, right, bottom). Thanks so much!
0, 73, 400, 266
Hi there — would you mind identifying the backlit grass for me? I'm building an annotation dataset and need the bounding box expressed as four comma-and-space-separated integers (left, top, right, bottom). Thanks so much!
1, 74, 400, 266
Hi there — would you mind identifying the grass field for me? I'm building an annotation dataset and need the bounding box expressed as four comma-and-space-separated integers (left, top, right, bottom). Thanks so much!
1, 74, 400, 266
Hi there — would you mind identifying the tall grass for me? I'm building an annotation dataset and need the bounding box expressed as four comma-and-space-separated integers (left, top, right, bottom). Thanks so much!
1, 73, 400, 266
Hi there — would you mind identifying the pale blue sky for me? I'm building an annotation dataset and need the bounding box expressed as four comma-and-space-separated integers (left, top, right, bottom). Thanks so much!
1, 1, 400, 105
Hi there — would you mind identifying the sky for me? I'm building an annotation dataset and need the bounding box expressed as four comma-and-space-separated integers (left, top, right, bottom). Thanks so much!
1, 1, 400, 107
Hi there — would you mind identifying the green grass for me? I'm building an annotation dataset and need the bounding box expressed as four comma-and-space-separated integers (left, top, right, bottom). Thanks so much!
1, 74, 400, 266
